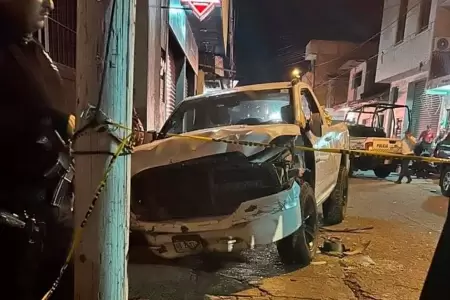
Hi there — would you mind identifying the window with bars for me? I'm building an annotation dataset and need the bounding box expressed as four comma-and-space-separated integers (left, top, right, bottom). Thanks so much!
46, 0, 77, 68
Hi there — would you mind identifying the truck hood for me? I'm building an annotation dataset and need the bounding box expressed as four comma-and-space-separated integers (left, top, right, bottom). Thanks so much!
131, 124, 301, 176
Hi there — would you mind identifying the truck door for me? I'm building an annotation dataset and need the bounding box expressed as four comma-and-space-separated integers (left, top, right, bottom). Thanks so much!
298, 88, 340, 203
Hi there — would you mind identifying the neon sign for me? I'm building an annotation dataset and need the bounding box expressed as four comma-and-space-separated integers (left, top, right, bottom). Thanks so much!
181, 0, 221, 21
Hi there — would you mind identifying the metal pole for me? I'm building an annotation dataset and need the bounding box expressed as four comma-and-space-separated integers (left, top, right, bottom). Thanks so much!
74, 0, 135, 299
312, 59, 316, 91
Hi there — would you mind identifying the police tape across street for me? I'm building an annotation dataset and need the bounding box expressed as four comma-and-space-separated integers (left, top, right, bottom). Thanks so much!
107, 120, 450, 165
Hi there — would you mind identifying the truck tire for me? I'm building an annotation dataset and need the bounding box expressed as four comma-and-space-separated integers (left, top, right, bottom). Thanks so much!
349, 159, 355, 177
276, 182, 319, 266
373, 166, 391, 178
323, 166, 349, 225
440, 166, 450, 197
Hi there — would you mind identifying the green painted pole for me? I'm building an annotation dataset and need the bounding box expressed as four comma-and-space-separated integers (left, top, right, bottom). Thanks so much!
74, 0, 135, 299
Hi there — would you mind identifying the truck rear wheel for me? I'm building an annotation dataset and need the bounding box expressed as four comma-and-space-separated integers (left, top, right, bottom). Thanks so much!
349, 159, 356, 177
276, 182, 319, 266
323, 166, 349, 225
373, 166, 391, 178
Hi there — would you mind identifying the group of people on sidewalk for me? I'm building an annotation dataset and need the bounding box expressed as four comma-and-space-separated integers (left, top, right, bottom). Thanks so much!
395, 125, 438, 184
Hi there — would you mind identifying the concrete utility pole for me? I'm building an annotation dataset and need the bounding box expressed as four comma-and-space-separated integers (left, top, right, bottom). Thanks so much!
74, 0, 135, 299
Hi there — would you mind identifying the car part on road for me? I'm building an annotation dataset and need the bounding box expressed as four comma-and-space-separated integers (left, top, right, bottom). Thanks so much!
321, 237, 345, 253
320, 226, 374, 233
276, 181, 319, 266
373, 165, 391, 179
323, 166, 349, 225
320, 238, 371, 258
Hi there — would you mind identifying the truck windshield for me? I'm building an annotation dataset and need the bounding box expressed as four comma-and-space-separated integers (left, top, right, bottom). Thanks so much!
161, 88, 293, 135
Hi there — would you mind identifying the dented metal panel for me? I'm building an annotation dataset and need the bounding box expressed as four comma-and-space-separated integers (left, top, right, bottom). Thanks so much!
131, 182, 302, 259
131, 124, 301, 176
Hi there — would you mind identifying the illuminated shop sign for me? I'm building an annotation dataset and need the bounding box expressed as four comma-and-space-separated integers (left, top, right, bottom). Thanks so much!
181, 0, 221, 21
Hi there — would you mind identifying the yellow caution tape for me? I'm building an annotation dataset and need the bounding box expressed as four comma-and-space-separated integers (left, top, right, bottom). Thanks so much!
109, 121, 450, 165
41, 133, 133, 300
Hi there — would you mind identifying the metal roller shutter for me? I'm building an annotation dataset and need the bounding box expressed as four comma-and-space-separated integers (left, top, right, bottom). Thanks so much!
184, 72, 189, 98
166, 48, 177, 117
410, 80, 441, 137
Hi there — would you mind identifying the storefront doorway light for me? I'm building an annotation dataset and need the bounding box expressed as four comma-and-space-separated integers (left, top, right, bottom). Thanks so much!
426, 85, 450, 95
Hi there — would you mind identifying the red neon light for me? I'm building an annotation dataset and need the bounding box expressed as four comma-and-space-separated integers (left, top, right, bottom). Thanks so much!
181, 0, 221, 21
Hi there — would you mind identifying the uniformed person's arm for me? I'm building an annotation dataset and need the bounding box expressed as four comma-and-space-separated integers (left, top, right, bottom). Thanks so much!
48, 108, 75, 141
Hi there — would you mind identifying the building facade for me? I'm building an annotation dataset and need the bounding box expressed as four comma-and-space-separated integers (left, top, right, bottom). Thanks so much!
133, 0, 199, 131
302, 40, 378, 107
134, 0, 235, 132
329, 59, 393, 134
375, 0, 450, 138
188, 0, 236, 94
40, 0, 234, 133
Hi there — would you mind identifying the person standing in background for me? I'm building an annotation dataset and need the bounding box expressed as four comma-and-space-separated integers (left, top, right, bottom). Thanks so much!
395, 130, 417, 184
418, 125, 435, 152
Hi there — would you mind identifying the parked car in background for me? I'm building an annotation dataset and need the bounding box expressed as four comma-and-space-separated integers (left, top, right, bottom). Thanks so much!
434, 133, 450, 196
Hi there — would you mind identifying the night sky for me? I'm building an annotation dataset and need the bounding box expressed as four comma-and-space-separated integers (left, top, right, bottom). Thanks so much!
234, 0, 385, 85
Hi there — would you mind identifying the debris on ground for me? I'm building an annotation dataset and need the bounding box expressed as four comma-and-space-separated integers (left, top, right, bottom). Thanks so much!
320, 226, 374, 233
319, 236, 372, 258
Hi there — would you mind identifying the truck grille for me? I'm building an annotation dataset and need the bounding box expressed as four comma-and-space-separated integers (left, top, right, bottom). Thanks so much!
131, 153, 283, 221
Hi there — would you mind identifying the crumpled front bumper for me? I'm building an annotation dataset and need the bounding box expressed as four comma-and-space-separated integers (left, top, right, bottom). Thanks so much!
132, 182, 302, 259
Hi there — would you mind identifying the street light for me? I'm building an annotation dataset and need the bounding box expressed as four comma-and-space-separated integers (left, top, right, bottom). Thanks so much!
291, 68, 301, 79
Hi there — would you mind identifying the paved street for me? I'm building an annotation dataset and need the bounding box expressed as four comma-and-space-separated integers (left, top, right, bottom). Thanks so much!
128, 172, 446, 300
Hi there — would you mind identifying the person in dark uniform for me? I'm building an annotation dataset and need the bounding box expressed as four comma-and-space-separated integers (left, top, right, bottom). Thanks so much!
395, 130, 416, 184
0, 0, 75, 299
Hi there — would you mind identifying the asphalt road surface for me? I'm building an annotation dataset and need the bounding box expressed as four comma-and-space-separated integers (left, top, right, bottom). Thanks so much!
129, 171, 446, 300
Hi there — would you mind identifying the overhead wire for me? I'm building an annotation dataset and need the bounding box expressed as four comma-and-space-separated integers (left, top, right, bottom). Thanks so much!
313, 20, 435, 90
311, 0, 423, 69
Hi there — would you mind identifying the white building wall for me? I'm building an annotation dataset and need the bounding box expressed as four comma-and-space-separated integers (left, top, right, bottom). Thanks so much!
375, 0, 441, 83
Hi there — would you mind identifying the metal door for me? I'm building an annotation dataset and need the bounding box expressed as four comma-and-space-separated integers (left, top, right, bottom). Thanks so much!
411, 80, 441, 137
184, 73, 189, 98
166, 48, 177, 117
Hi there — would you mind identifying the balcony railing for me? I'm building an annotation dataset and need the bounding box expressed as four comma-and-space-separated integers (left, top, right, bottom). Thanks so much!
429, 50, 450, 80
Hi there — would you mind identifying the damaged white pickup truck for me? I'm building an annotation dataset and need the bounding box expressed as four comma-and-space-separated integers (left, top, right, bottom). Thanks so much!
131, 80, 350, 266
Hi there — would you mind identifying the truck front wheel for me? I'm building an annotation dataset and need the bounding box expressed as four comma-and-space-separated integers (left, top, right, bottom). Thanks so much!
276, 182, 319, 266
